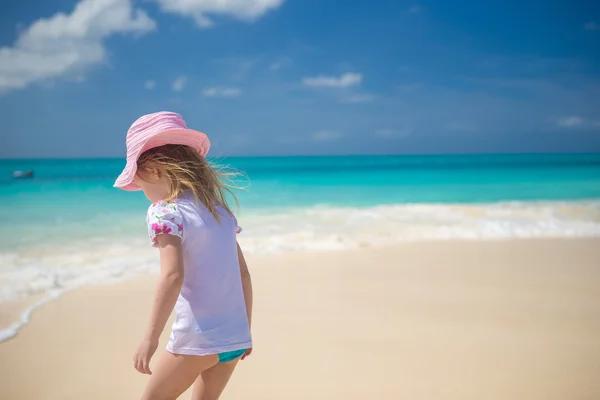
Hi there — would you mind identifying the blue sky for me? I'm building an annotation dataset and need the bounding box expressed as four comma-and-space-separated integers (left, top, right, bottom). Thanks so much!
1, 0, 599, 158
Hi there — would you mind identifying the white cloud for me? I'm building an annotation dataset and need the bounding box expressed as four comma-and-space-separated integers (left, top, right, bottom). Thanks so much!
408, 5, 422, 14
144, 80, 156, 89
172, 76, 187, 91
556, 116, 600, 129
342, 94, 375, 103
303, 73, 362, 88
155, 0, 285, 28
269, 57, 292, 72
313, 130, 342, 141
585, 21, 600, 31
375, 129, 410, 139
203, 87, 242, 97
0, 0, 155, 92
210, 57, 257, 82
557, 116, 585, 128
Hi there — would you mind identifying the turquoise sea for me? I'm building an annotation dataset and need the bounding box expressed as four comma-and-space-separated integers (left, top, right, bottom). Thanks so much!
1, 153, 600, 340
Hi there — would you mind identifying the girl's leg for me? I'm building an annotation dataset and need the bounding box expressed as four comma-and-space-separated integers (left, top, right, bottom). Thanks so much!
140, 350, 219, 400
191, 359, 240, 400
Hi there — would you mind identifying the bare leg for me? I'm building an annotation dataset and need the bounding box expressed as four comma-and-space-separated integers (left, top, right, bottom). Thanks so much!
191, 359, 240, 400
140, 350, 219, 400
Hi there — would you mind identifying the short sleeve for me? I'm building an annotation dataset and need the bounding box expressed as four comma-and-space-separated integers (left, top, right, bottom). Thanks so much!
146, 201, 184, 247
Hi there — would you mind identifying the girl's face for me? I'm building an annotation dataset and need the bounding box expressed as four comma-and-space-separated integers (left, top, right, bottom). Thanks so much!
134, 168, 171, 203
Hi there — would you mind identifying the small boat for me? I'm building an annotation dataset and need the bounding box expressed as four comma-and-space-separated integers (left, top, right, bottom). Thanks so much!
11, 170, 34, 179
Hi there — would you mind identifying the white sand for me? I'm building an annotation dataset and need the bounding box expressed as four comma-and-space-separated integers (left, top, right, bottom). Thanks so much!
1, 239, 600, 400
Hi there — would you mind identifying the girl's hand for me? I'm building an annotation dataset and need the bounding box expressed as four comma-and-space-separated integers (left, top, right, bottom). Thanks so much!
133, 338, 159, 375
241, 347, 253, 360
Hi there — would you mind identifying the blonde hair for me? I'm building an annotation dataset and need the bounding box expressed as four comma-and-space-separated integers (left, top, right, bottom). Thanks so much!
136, 144, 243, 221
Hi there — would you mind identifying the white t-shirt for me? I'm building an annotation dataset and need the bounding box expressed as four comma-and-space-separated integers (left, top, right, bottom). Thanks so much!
146, 192, 252, 356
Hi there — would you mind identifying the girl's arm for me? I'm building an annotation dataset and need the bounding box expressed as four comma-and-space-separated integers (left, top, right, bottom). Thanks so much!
237, 241, 254, 360
237, 242, 253, 332
145, 234, 184, 340
134, 234, 184, 374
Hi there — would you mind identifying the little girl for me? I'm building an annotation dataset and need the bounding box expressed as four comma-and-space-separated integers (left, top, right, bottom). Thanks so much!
114, 111, 253, 400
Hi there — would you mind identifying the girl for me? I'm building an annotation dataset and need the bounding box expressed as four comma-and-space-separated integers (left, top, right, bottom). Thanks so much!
114, 111, 253, 400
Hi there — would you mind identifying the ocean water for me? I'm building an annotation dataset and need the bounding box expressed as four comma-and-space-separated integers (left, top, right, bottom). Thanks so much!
1, 153, 600, 340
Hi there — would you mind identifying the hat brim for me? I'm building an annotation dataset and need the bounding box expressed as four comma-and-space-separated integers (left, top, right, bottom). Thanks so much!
113, 128, 210, 191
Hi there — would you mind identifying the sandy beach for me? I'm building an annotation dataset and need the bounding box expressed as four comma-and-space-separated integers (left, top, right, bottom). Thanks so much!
1, 239, 599, 400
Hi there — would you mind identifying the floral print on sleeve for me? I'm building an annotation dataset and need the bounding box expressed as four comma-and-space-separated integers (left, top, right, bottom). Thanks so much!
146, 201, 184, 247
233, 216, 242, 235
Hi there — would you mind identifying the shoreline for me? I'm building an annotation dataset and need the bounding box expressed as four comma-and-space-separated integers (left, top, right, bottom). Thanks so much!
2, 200, 600, 322
2, 238, 600, 399
1, 236, 600, 344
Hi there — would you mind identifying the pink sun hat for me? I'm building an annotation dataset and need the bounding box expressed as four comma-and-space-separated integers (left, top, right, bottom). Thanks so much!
114, 111, 210, 191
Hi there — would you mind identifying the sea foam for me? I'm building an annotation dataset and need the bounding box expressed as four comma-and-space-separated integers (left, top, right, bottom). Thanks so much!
1, 200, 599, 342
